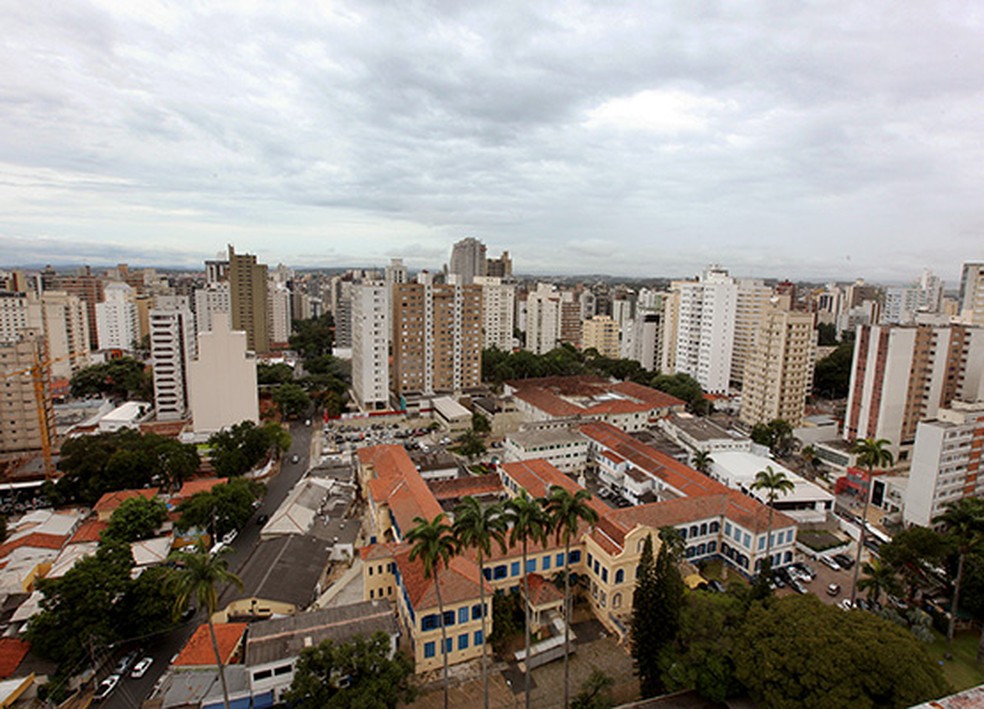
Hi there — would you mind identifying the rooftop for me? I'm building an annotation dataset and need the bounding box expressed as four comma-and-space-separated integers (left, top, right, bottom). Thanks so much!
93, 488, 159, 514
711, 451, 835, 505
173, 623, 247, 667
229, 535, 331, 610
663, 413, 745, 443
506, 428, 585, 449
506, 376, 685, 419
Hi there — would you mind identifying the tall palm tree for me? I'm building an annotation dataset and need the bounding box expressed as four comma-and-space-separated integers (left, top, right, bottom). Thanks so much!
543, 485, 599, 709
503, 492, 551, 709
933, 498, 984, 647
849, 438, 894, 604
750, 465, 795, 569
406, 513, 457, 709
452, 497, 506, 709
691, 450, 714, 475
166, 541, 243, 709
858, 557, 898, 606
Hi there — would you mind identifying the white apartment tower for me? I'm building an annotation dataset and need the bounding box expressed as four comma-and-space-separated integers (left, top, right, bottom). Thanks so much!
739, 303, 817, 428
474, 276, 516, 351
385, 258, 409, 287
351, 282, 391, 410
672, 267, 737, 394
193, 282, 231, 334
268, 281, 292, 345
30, 291, 91, 379
448, 237, 487, 285
959, 262, 984, 325
732, 279, 773, 386
844, 324, 984, 460
525, 284, 580, 355
188, 317, 259, 433
150, 296, 196, 421
904, 401, 984, 528
95, 282, 138, 350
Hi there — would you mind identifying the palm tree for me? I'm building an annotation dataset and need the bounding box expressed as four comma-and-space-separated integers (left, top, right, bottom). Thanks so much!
691, 450, 714, 475
452, 497, 506, 709
933, 498, 984, 647
503, 493, 551, 709
858, 557, 898, 605
543, 485, 599, 709
166, 541, 243, 709
750, 465, 795, 569
406, 513, 457, 709
849, 438, 894, 604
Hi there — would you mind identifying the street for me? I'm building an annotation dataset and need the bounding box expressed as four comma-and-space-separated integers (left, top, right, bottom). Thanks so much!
100, 421, 313, 708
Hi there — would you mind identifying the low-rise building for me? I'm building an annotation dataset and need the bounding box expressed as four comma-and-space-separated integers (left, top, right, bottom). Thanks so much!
503, 427, 588, 472
658, 413, 752, 457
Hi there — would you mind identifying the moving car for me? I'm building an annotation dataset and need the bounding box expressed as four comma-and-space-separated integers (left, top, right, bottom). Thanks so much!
94, 674, 120, 700
131, 657, 154, 679
291, 454, 300, 464
256, 513, 269, 526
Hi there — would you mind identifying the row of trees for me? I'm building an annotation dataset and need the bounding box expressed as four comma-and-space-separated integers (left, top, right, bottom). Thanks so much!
405, 486, 599, 709
69, 357, 153, 402
207, 420, 291, 477
482, 345, 710, 414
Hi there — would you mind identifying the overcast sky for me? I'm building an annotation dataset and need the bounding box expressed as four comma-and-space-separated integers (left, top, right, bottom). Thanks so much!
1, 1, 983, 283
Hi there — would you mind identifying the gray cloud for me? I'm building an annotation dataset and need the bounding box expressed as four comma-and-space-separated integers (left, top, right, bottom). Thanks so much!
1, 0, 983, 284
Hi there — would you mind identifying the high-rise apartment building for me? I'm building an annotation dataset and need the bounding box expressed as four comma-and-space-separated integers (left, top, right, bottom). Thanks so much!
50, 267, 103, 349
623, 312, 663, 371
193, 282, 231, 334
334, 281, 354, 349
525, 284, 580, 355
351, 282, 390, 410
227, 245, 270, 354
95, 282, 138, 351
486, 251, 512, 279
959, 262, 984, 325
844, 324, 984, 460
672, 266, 737, 394
391, 274, 482, 397
0, 292, 31, 343
732, 279, 773, 386
739, 304, 817, 428
189, 317, 259, 433
385, 258, 409, 288
582, 315, 620, 358
28, 291, 91, 379
0, 332, 54, 456
269, 281, 292, 345
150, 296, 196, 421
904, 401, 984, 528
473, 276, 515, 351
448, 237, 487, 285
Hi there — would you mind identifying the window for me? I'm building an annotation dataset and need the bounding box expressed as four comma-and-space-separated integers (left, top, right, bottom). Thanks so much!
569, 550, 581, 563
587, 553, 594, 567
542, 555, 551, 570
593, 560, 600, 574
445, 638, 453, 653
613, 593, 622, 608
254, 670, 272, 681
424, 642, 436, 658
724, 522, 732, 536
443, 610, 456, 626
458, 634, 469, 651
710, 521, 720, 533
758, 537, 765, 551
526, 559, 536, 573
474, 630, 484, 645
370, 589, 374, 599
472, 604, 483, 620
369, 566, 374, 576
494, 565, 507, 579
511, 561, 520, 577
421, 614, 440, 631
700, 522, 707, 535
615, 569, 624, 584
459, 607, 469, 624
483, 568, 492, 580
601, 567, 608, 582
556, 553, 565, 567
274, 665, 292, 676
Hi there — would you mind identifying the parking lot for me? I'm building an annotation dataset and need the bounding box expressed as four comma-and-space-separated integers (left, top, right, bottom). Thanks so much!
775, 547, 883, 609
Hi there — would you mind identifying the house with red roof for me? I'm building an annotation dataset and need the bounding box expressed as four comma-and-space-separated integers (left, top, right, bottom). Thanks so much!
173, 623, 247, 668
93, 488, 160, 522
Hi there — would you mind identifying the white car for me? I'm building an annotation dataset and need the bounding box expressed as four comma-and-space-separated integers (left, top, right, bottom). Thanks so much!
94, 674, 120, 700
131, 657, 154, 678
838, 598, 855, 611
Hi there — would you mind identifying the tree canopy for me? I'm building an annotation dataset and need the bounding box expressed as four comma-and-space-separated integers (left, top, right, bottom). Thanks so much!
750, 419, 794, 456
812, 339, 854, 399
207, 421, 290, 477
104, 495, 168, 543
289, 313, 335, 359
69, 357, 153, 402
272, 382, 311, 420
175, 477, 264, 539
257, 362, 294, 386
283, 632, 415, 709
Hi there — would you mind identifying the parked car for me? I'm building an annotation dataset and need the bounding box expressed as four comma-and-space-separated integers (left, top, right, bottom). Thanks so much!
94, 674, 121, 700
221, 530, 238, 545
838, 598, 855, 611
826, 583, 841, 596
707, 579, 727, 593
790, 579, 808, 594
180, 605, 196, 622
113, 650, 139, 675
820, 556, 841, 571
256, 513, 269, 526
833, 553, 855, 569
291, 454, 300, 464
131, 657, 154, 679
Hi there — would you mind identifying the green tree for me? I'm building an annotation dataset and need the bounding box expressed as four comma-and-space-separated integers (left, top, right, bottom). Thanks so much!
504, 493, 551, 709
850, 438, 895, 604
207, 421, 290, 476
880, 526, 949, 604
472, 411, 491, 435
543, 485, 599, 709
690, 451, 713, 475
858, 557, 900, 606
406, 514, 457, 709
816, 322, 838, 346
571, 669, 615, 709
167, 541, 243, 709
734, 595, 946, 708
289, 313, 335, 359
750, 419, 794, 456
630, 534, 661, 698
650, 373, 709, 415
70, 357, 152, 401
283, 631, 415, 708
117, 565, 184, 637
104, 495, 168, 542
451, 497, 506, 709
750, 466, 795, 568
812, 339, 854, 399
175, 477, 265, 540
933, 497, 984, 647
256, 362, 294, 386
272, 382, 311, 420
26, 541, 134, 670
454, 430, 487, 461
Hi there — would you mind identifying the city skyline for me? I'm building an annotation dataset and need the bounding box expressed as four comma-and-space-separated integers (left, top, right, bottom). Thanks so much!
2, 3, 984, 283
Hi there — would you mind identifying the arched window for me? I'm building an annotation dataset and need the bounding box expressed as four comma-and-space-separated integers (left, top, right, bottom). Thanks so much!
613, 593, 622, 609
697, 543, 706, 555
708, 541, 717, 553
679, 527, 687, 540
689, 525, 698, 538
710, 521, 720, 533
699, 523, 707, 535
615, 569, 624, 584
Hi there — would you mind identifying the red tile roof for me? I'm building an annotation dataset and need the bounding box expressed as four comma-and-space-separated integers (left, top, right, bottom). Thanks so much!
0, 532, 66, 560
507, 376, 685, 419
172, 623, 247, 666
499, 460, 609, 519
394, 548, 491, 611
0, 638, 30, 679
68, 519, 108, 544
427, 475, 503, 501
173, 478, 228, 503
359, 445, 443, 536
525, 573, 563, 606
93, 488, 159, 513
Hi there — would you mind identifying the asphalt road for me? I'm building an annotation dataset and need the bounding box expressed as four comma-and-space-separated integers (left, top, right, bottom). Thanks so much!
100, 421, 313, 708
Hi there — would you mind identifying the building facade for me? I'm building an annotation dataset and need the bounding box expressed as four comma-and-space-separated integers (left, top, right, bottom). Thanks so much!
188, 317, 259, 433
0, 333, 54, 456
959, 262, 984, 325
671, 267, 737, 394
150, 297, 196, 421
228, 245, 270, 354
351, 282, 391, 410
95, 282, 138, 351
581, 315, 620, 359
473, 276, 515, 352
